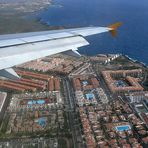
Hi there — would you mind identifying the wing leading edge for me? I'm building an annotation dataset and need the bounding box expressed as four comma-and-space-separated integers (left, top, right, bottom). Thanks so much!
0, 22, 122, 79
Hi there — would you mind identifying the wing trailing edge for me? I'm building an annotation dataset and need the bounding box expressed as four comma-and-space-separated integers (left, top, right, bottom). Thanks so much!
62, 48, 81, 57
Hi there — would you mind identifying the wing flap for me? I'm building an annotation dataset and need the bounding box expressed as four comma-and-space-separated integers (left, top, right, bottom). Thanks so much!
62, 49, 81, 57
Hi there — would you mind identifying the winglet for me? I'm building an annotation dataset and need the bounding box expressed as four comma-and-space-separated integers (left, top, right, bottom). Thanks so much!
108, 22, 122, 37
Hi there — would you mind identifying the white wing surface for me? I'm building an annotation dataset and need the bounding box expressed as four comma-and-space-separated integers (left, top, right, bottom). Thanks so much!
0, 22, 122, 79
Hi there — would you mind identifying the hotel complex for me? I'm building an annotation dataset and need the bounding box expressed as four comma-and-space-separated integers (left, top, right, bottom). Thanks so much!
102, 69, 144, 94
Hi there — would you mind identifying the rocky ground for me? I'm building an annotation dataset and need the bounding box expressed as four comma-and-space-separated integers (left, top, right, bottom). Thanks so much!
0, 0, 54, 34
0, 0, 52, 13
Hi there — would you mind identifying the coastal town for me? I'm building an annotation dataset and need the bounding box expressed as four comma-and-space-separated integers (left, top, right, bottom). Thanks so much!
0, 53, 147, 148
0, 0, 52, 13
0, 0, 148, 148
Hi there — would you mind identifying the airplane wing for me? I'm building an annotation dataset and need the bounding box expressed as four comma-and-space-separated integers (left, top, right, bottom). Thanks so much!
0, 22, 121, 79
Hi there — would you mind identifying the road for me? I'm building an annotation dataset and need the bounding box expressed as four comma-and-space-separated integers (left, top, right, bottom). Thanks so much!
91, 62, 113, 101
63, 77, 84, 148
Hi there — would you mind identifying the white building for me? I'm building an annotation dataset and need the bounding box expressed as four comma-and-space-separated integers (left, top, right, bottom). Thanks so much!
129, 91, 148, 103
0, 92, 7, 112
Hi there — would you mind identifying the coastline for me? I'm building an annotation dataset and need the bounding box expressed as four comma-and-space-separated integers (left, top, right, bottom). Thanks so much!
0, 0, 53, 34
124, 55, 148, 68
0, 1, 147, 67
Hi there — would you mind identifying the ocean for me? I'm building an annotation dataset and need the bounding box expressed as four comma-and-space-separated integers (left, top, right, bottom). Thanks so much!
37, 0, 148, 65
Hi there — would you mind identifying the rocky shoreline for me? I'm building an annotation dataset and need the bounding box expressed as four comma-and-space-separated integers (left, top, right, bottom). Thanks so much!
0, 0, 54, 34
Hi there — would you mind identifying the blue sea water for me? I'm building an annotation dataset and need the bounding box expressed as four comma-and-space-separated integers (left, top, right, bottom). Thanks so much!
38, 0, 148, 64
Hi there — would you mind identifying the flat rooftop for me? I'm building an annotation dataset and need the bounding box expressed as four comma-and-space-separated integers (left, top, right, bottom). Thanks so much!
135, 104, 148, 114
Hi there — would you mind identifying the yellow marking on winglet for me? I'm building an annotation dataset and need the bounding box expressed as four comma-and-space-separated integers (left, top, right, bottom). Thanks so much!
108, 22, 122, 37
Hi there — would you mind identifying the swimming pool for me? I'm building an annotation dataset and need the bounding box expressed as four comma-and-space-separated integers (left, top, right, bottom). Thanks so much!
28, 100, 45, 105
38, 118, 46, 128
86, 93, 95, 100
37, 100, 45, 105
82, 81, 88, 86
28, 100, 36, 105
115, 125, 131, 132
